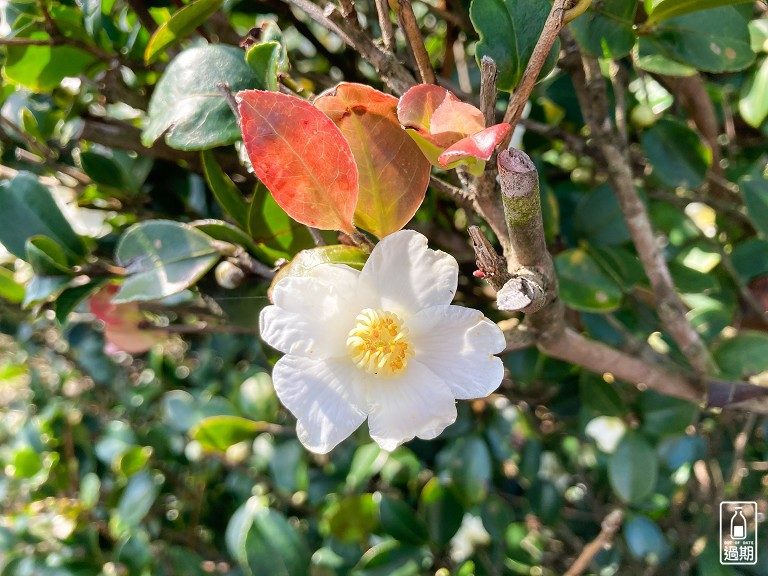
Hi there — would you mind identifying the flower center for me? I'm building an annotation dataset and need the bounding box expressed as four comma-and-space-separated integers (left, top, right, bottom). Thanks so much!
346, 309, 413, 377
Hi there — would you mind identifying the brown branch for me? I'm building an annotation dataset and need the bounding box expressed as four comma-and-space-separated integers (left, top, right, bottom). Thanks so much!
468, 225, 510, 291
124, 0, 159, 32
501, 0, 591, 146
564, 510, 624, 576
479, 56, 498, 128
397, 0, 437, 84
566, 42, 717, 375
374, 0, 395, 52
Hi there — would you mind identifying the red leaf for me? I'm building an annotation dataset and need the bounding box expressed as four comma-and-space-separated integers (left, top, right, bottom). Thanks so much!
438, 123, 511, 166
315, 83, 430, 238
429, 93, 484, 137
397, 84, 449, 133
237, 90, 358, 233
90, 284, 164, 354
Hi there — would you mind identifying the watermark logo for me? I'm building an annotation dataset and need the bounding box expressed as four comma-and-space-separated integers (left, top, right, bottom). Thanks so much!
720, 501, 757, 565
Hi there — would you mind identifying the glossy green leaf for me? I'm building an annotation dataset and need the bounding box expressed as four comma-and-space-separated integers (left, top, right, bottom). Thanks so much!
646, 0, 753, 24
248, 184, 316, 261
346, 443, 386, 490
352, 541, 431, 576
634, 37, 698, 76
0, 267, 24, 304
418, 478, 464, 546
379, 497, 429, 545
574, 184, 631, 245
554, 248, 623, 312
4, 31, 98, 91
714, 331, 768, 379
624, 516, 671, 562
190, 415, 267, 452
79, 148, 153, 194
638, 391, 698, 437
22, 275, 71, 308
470, 0, 560, 91
321, 494, 378, 543
191, 219, 263, 258
436, 435, 491, 505
201, 151, 249, 229
144, 0, 224, 63
750, 19, 768, 53
642, 118, 711, 188
645, 8, 754, 73
741, 175, 768, 237
117, 471, 160, 528
608, 433, 658, 503
143, 45, 256, 150
271, 245, 368, 290
25, 236, 73, 276
54, 279, 107, 324
580, 374, 628, 417
570, 0, 637, 59
226, 497, 311, 576
245, 41, 281, 92
113, 220, 221, 303
731, 239, 768, 282
0, 172, 86, 262
739, 58, 768, 129
315, 83, 431, 238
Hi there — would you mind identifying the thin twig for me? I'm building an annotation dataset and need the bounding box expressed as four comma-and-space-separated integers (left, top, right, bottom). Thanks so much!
501, 0, 592, 146
564, 510, 624, 576
216, 82, 241, 124
374, 0, 395, 52
397, 0, 438, 84
479, 56, 498, 128
307, 227, 327, 246
727, 413, 757, 494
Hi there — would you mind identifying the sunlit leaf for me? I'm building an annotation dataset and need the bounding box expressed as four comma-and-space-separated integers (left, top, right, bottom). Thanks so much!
646, 0, 753, 24
144, 0, 224, 63
237, 90, 358, 232
315, 83, 430, 238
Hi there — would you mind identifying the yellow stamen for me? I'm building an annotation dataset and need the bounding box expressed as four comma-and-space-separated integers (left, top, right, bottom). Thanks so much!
347, 309, 413, 377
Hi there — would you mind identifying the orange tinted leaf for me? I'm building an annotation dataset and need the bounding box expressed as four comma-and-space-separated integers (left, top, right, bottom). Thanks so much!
429, 93, 484, 136
397, 84, 450, 132
237, 90, 358, 232
90, 284, 165, 354
438, 123, 511, 166
315, 83, 430, 238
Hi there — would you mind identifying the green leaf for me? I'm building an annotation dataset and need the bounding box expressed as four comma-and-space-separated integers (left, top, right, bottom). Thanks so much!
248, 184, 316, 260
470, 0, 560, 92
321, 494, 378, 543
25, 236, 73, 276
418, 478, 465, 546
740, 175, 768, 237
79, 148, 153, 194
142, 45, 256, 151
436, 435, 492, 505
54, 279, 107, 324
346, 443, 386, 490
646, 0, 753, 25
574, 184, 631, 245
638, 391, 698, 437
0, 172, 86, 262
144, 0, 224, 63
644, 8, 754, 73
226, 497, 311, 576
608, 433, 658, 503
379, 497, 429, 545
113, 220, 221, 303
731, 239, 768, 282
624, 516, 671, 562
0, 267, 24, 304
245, 41, 281, 92
271, 245, 368, 289
570, 0, 637, 59
352, 541, 431, 576
641, 118, 711, 188
4, 31, 99, 91
580, 374, 628, 417
554, 248, 623, 312
634, 37, 697, 76
22, 275, 71, 309
714, 331, 768, 379
190, 415, 267, 452
201, 151, 249, 229
191, 219, 263, 257
269, 440, 308, 494
739, 58, 768, 129
117, 471, 160, 529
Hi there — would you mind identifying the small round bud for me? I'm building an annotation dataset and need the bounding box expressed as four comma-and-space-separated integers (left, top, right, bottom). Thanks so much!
215, 261, 245, 289
630, 104, 657, 128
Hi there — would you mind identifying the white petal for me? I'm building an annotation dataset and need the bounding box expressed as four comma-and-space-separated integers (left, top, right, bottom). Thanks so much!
360, 230, 458, 314
260, 264, 373, 359
366, 361, 457, 451
272, 355, 368, 454
408, 305, 505, 399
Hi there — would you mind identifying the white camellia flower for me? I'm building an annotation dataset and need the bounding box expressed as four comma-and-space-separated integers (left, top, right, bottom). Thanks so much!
259, 230, 506, 453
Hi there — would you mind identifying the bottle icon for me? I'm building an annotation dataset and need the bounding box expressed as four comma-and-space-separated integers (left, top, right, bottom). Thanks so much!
731, 507, 748, 539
